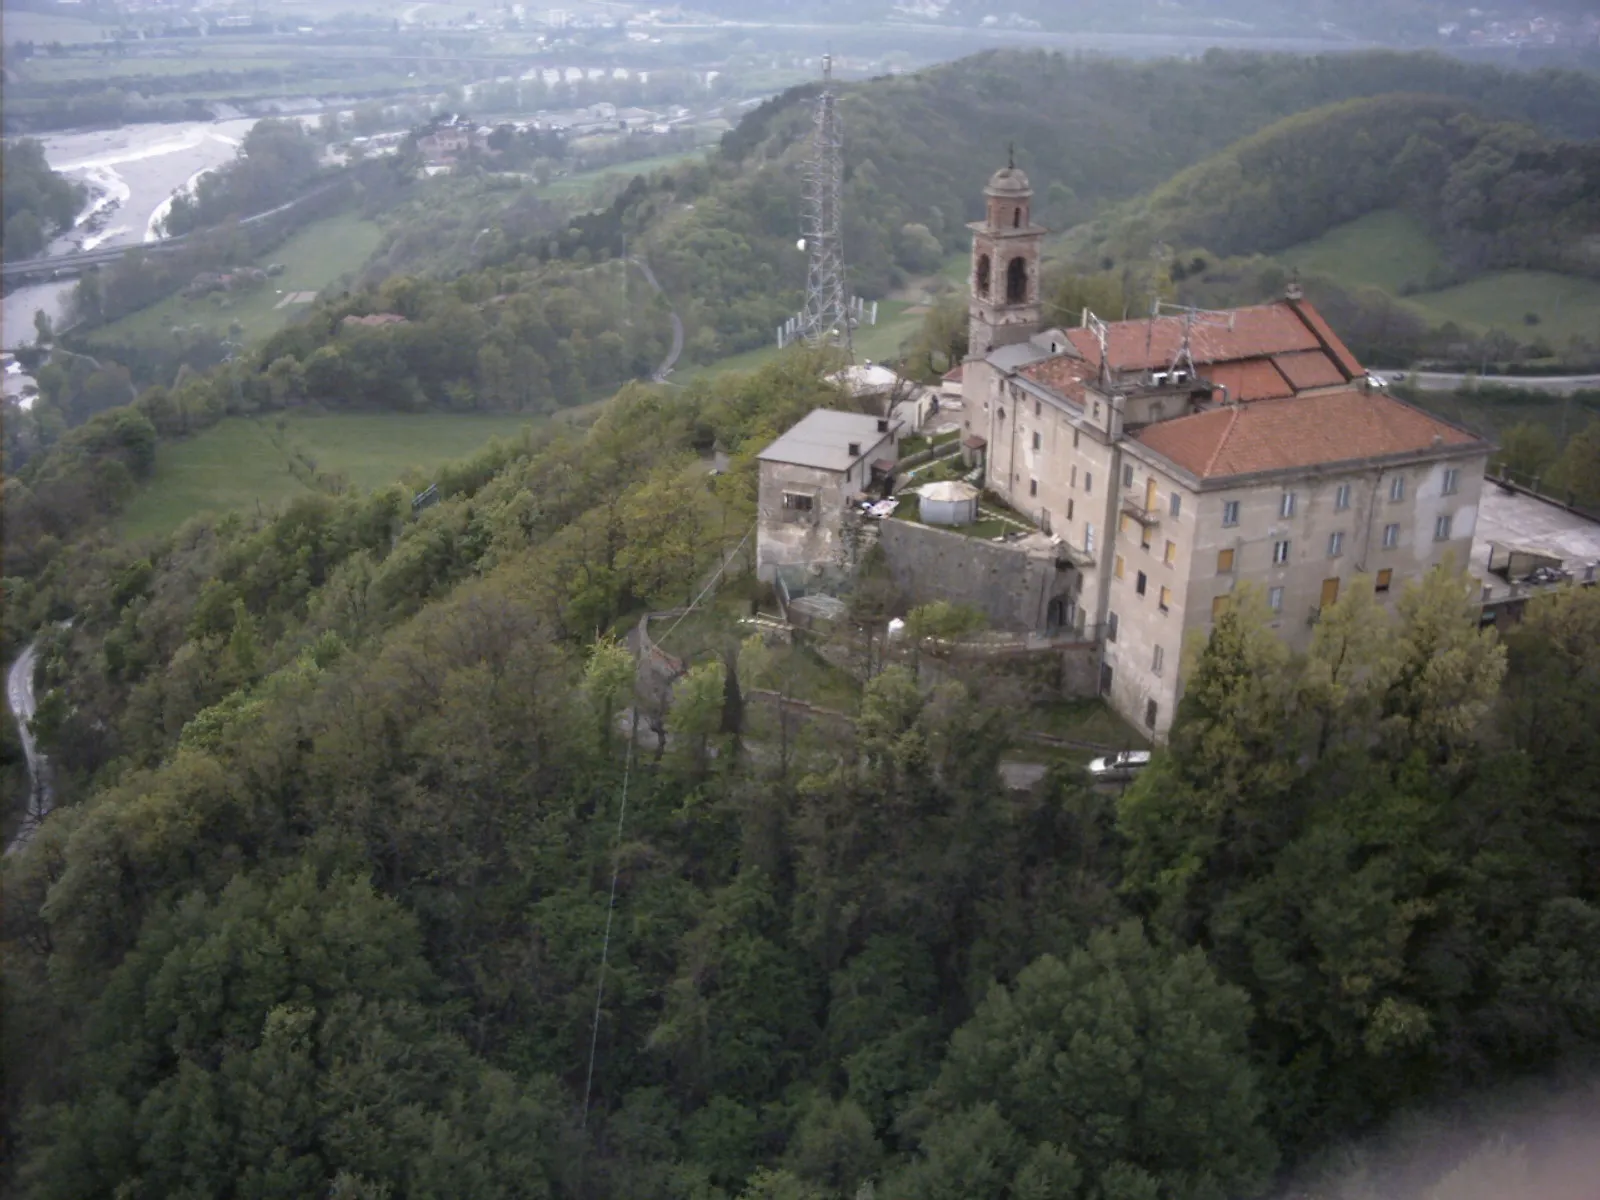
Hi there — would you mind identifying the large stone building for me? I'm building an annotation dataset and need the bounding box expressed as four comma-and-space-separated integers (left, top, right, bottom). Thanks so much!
956, 161, 1494, 737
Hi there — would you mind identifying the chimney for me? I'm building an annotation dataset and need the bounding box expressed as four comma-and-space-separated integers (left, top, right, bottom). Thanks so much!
848, 442, 861, 457
1285, 278, 1304, 302
877, 419, 889, 433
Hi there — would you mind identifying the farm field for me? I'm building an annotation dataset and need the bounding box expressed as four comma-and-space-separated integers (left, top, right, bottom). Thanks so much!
84, 213, 383, 348
118, 411, 545, 540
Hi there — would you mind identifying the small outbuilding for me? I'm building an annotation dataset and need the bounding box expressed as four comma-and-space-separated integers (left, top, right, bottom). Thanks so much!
918, 480, 980, 526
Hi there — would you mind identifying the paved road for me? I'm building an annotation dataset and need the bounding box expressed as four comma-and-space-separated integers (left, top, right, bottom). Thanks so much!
5, 641, 48, 857
627, 256, 684, 382
1385, 370, 1600, 395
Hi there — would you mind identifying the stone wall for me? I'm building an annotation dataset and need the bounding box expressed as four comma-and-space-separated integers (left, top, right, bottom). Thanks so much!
877, 517, 1072, 634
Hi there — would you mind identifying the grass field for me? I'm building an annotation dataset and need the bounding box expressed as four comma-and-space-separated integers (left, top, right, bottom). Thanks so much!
119, 412, 544, 540
537, 149, 712, 203
1406, 271, 1600, 344
85, 213, 383, 349
1280, 210, 1443, 294
1279, 211, 1600, 343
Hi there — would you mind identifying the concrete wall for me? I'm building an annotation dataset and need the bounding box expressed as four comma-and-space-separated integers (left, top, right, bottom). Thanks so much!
877, 517, 1073, 634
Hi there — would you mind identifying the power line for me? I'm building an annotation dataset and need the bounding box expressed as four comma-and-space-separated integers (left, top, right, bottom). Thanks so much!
580, 523, 755, 1126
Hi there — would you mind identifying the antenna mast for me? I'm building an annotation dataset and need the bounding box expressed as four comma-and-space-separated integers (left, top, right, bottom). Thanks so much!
796, 53, 852, 356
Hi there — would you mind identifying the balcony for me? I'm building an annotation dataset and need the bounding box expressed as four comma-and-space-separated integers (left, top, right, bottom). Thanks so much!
1120, 498, 1161, 527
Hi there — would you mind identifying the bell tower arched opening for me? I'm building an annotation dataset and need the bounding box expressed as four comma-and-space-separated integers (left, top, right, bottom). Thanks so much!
1006, 256, 1028, 303
976, 254, 992, 298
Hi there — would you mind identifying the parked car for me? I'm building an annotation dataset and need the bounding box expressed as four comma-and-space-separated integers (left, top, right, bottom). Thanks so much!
1086, 750, 1151, 782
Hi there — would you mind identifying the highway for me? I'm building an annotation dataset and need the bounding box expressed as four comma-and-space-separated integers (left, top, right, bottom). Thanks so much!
1386, 370, 1600, 395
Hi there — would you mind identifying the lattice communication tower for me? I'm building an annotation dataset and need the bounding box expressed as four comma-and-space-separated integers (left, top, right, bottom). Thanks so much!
796, 53, 852, 355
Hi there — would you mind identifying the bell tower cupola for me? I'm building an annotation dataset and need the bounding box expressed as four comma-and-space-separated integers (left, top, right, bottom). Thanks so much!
969, 149, 1045, 357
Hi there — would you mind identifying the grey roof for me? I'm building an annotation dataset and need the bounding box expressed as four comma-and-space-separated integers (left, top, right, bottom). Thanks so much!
987, 342, 1052, 372
759, 409, 898, 472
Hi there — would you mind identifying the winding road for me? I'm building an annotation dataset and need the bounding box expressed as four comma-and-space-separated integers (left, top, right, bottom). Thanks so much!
5, 642, 49, 857
1384, 370, 1600, 395
627, 256, 684, 383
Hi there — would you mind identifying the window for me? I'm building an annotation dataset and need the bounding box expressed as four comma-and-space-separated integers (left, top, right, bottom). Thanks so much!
1273, 540, 1291, 565
1030, 478, 1038, 497
1071, 465, 1077, 487
1327, 531, 1345, 558
1170, 493, 1182, 518
1140, 526, 1152, 551
1085, 523, 1095, 554
1163, 540, 1176, 566
1084, 472, 1093, 494
1034, 400, 1041, 418
782, 492, 814, 512
1217, 548, 1235, 573
1093, 401, 1101, 421
1120, 513, 1132, 535
847, 441, 860, 457
1335, 483, 1351, 511
1159, 585, 1172, 613
1123, 464, 1134, 488
1073, 430, 1080, 449
1032, 431, 1042, 450
1434, 513, 1453, 541
1114, 554, 1125, 580
1106, 611, 1119, 642
1222, 500, 1240, 527
1212, 594, 1231, 619
1390, 475, 1406, 502
1383, 522, 1400, 549
1375, 568, 1393, 593
1442, 467, 1460, 495
1136, 571, 1148, 596
1067, 499, 1075, 521
998, 407, 1006, 422
1268, 586, 1285, 613
1145, 699, 1159, 729
1152, 644, 1165, 674
1280, 491, 1297, 518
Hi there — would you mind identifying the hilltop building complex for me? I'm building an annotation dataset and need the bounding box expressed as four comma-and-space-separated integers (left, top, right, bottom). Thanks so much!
755, 161, 1596, 740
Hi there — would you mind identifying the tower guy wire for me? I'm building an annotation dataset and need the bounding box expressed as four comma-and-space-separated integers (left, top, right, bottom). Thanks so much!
797, 53, 852, 356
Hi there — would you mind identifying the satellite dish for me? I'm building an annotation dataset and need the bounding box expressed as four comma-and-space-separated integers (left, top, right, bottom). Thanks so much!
796, 237, 807, 251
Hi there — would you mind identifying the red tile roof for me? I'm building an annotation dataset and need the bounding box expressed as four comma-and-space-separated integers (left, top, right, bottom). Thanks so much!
942, 364, 965, 383
1058, 298, 1361, 381
1285, 296, 1364, 379
1272, 350, 1349, 391
1133, 389, 1485, 481
1204, 359, 1295, 403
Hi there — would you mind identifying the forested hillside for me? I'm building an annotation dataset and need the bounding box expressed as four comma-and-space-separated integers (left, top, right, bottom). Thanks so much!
596, 50, 1600, 361
1069, 94, 1600, 282
4, 351, 1598, 1197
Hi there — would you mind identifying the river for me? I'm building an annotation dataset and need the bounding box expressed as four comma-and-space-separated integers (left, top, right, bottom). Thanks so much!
2, 117, 259, 351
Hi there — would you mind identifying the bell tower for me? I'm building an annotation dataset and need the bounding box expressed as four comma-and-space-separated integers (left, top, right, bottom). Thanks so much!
968, 150, 1045, 357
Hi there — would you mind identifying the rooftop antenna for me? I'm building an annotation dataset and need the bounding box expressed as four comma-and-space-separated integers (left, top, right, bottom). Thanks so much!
1084, 310, 1111, 388
794, 52, 853, 357
1155, 300, 1235, 383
